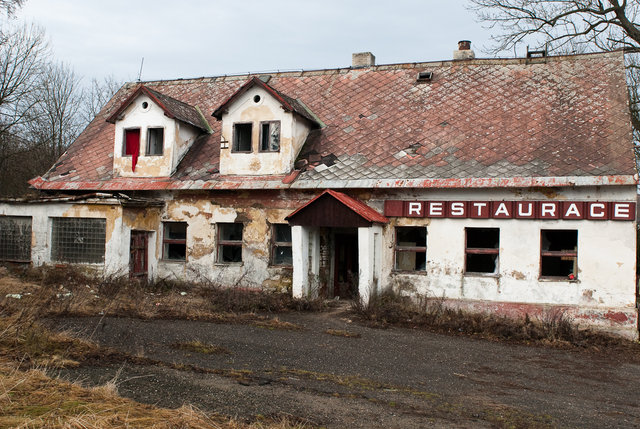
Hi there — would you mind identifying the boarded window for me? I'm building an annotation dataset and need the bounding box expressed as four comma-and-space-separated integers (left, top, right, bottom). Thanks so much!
163, 222, 187, 261
146, 127, 164, 155
0, 216, 32, 262
271, 224, 292, 266
218, 223, 243, 263
233, 123, 252, 152
541, 229, 577, 279
51, 217, 106, 263
465, 228, 499, 274
394, 226, 427, 271
260, 121, 280, 152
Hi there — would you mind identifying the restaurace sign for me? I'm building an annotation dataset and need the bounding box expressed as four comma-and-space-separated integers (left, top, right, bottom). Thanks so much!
383, 200, 636, 221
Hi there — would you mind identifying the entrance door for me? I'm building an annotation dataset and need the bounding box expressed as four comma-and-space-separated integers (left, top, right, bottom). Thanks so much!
333, 232, 358, 298
130, 231, 149, 281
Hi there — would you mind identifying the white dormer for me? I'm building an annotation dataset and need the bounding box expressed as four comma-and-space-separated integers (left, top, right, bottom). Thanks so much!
107, 86, 210, 178
213, 77, 322, 176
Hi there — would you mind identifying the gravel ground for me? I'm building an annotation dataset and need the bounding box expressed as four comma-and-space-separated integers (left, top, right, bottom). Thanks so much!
49, 308, 640, 428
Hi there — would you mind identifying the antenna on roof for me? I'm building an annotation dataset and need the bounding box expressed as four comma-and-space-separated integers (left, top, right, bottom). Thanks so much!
137, 57, 144, 82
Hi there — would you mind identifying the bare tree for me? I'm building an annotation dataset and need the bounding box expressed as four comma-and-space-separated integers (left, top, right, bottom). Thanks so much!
81, 75, 121, 124
469, 0, 640, 54
0, 0, 25, 17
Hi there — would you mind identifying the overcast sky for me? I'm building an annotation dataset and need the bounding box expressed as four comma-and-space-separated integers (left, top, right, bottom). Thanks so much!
13, 0, 498, 84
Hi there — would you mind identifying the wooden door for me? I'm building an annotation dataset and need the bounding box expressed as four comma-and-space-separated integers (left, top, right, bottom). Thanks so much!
130, 231, 149, 281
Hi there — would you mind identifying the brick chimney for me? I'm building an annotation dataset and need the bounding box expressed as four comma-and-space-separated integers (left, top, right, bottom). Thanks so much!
453, 40, 475, 60
352, 52, 376, 68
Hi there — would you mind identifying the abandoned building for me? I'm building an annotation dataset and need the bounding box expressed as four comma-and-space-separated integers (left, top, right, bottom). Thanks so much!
0, 42, 638, 337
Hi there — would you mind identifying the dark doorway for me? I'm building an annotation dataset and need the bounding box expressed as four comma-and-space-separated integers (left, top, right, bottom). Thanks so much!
130, 231, 149, 281
333, 231, 358, 298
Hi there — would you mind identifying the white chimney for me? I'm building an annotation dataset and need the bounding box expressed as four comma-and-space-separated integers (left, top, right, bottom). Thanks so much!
453, 40, 475, 60
352, 52, 376, 68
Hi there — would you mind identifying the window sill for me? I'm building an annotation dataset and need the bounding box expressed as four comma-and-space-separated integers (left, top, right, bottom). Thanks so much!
538, 276, 579, 282
214, 262, 244, 266
392, 270, 427, 275
464, 272, 499, 278
269, 264, 293, 269
160, 259, 187, 264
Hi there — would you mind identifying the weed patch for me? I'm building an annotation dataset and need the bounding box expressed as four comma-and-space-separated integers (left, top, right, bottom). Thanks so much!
352, 289, 638, 350
172, 341, 232, 355
324, 329, 361, 338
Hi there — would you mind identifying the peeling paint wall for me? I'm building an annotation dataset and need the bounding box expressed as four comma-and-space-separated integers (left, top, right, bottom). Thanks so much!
218, 87, 313, 175
112, 94, 199, 177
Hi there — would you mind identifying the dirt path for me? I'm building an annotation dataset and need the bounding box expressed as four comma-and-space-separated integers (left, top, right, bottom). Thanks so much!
49, 309, 640, 428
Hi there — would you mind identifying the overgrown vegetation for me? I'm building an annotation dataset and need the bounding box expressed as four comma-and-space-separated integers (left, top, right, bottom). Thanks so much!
0, 265, 324, 323
352, 289, 638, 350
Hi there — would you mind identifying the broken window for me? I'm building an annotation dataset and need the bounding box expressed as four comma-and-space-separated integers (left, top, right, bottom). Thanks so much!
0, 216, 32, 262
540, 229, 577, 279
394, 226, 427, 271
233, 123, 252, 152
271, 224, 292, 266
218, 223, 243, 263
162, 222, 187, 261
259, 121, 280, 152
51, 217, 106, 264
465, 228, 499, 275
146, 127, 164, 156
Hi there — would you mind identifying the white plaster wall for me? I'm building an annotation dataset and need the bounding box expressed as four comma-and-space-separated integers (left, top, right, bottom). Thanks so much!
0, 201, 127, 276
367, 185, 637, 314
112, 95, 199, 177
218, 87, 312, 175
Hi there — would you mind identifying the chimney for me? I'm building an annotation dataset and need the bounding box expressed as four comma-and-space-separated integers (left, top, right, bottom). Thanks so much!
453, 40, 475, 60
352, 52, 376, 68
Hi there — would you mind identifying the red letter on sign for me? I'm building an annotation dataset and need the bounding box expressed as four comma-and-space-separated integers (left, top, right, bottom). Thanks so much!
515, 201, 536, 219
427, 201, 445, 218
448, 201, 467, 218
561, 202, 584, 220
469, 202, 489, 219
491, 201, 513, 219
405, 202, 424, 217
611, 202, 635, 221
538, 202, 559, 219
587, 202, 608, 220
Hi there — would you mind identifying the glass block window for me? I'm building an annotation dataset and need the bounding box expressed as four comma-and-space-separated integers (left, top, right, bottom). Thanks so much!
51, 217, 106, 263
0, 216, 32, 262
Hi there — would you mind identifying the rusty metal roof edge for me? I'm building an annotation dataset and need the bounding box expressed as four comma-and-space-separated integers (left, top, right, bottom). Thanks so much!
29, 174, 638, 192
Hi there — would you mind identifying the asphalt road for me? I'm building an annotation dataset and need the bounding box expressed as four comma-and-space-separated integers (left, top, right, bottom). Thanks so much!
51, 309, 640, 428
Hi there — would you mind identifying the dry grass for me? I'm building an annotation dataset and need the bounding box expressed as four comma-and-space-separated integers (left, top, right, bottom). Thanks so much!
352, 289, 639, 350
0, 312, 310, 428
253, 317, 303, 331
172, 340, 232, 355
324, 329, 361, 338
0, 265, 324, 324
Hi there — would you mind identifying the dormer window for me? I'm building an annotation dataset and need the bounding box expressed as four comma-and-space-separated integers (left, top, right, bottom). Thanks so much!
146, 127, 164, 156
233, 123, 252, 152
260, 121, 280, 152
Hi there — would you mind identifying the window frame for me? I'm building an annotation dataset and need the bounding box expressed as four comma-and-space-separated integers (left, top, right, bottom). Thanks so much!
540, 229, 578, 281
122, 127, 141, 157
393, 226, 427, 272
162, 221, 187, 262
217, 223, 244, 264
464, 227, 500, 276
232, 122, 253, 153
145, 127, 164, 156
271, 223, 292, 267
259, 120, 281, 152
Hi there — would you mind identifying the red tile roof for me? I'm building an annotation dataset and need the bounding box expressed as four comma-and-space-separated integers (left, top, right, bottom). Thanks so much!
32, 51, 637, 191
